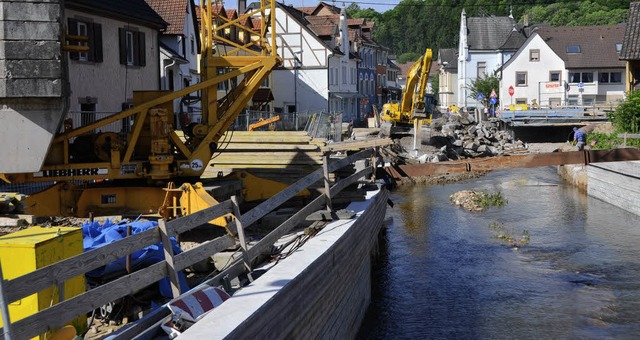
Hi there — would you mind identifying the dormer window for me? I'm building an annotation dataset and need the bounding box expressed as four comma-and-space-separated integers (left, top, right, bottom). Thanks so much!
567, 45, 581, 53
616, 43, 623, 53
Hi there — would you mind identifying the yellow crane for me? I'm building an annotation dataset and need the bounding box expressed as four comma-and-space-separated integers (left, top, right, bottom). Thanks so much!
0, 0, 286, 223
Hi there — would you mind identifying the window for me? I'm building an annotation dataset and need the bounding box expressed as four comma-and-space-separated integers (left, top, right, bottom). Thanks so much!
529, 49, 540, 62
67, 18, 103, 62
477, 62, 486, 79
616, 43, 623, 53
516, 71, 528, 86
191, 35, 195, 55
549, 71, 561, 82
599, 72, 622, 83
119, 28, 145, 66
569, 72, 594, 83
342, 66, 347, 84
567, 45, 581, 53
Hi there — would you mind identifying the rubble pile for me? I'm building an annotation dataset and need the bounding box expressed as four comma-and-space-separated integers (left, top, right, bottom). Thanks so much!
428, 113, 526, 161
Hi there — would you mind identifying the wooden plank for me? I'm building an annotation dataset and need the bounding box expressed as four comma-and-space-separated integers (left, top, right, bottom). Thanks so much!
320, 138, 393, 152
226, 167, 325, 235
166, 199, 234, 236
8, 262, 168, 340
247, 194, 327, 260
173, 235, 235, 271
323, 153, 333, 212
158, 220, 181, 298
4, 227, 160, 303
330, 168, 372, 196
232, 196, 251, 272
202, 261, 246, 290
216, 143, 320, 151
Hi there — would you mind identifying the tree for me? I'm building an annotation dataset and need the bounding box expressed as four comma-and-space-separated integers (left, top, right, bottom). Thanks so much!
397, 52, 421, 64
610, 91, 640, 133
467, 74, 500, 108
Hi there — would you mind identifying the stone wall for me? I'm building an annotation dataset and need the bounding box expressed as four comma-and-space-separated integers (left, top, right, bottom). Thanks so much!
181, 188, 389, 339
0, 0, 67, 173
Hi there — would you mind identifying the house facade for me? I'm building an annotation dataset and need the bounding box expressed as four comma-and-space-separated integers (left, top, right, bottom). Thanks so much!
147, 0, 201, 124
65, 0, 166, 129
438, 48, 458, 110
620, 2, 640, 93
457, 9, 525, 110
500, 25, 626, 108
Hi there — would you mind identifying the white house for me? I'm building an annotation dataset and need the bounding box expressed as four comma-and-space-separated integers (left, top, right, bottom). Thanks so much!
65, 0, 166, 129
268, 4, 359, 121
500, 25, 626, 108
147, 0, 201, 124
457, 9, 525, 110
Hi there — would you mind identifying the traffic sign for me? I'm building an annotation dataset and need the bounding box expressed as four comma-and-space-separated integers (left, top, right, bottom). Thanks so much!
578, 82, 584, 89
508, 86, 514, 97
476, 93, 484, 101
490, 89, 497, 98
490, 97, 497, 105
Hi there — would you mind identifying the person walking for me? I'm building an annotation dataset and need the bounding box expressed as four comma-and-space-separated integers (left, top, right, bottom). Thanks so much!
573, 127, 587, 151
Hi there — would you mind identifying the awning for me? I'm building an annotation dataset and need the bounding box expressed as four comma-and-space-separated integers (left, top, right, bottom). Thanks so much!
252, 88, 274, 103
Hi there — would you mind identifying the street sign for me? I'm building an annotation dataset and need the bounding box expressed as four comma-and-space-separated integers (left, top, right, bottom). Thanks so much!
490, 97, 497, 105
490, 89, 497, 98
578, 82, 584, 89
508, 86, 514, 97
476, 93, 484, 101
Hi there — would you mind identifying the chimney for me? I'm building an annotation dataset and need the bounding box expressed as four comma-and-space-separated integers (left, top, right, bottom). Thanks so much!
339, 5, 349, 58
239, 0, 246, 14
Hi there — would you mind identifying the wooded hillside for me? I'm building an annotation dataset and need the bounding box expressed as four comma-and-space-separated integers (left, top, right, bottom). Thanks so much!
348, 0, 631, 62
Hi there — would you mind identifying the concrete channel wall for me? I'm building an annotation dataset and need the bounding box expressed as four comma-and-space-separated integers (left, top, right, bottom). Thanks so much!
559, 160, 640, 216
180, 188, 389, 339
587, 161, 640, 216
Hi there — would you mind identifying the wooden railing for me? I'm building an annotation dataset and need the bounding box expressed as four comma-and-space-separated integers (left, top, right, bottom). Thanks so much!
0, 148, 378, 340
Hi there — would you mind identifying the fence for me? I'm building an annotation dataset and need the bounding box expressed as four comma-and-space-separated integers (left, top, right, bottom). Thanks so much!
0, 148, 378, 340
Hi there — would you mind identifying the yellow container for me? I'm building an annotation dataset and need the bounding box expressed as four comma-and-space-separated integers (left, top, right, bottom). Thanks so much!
0, 226, 86, 339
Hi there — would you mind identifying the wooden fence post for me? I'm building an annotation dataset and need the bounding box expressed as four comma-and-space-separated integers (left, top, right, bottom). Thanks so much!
158, 219, 181, 298
323, 153, 333, 212
0, 260, 13, 340
231, 196, 252, 277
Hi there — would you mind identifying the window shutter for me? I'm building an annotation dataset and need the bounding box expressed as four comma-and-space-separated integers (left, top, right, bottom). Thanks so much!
92, 23, 103, 62
119, 28, 126, 65
137, 31, 146, 66
68, 18, 79, 60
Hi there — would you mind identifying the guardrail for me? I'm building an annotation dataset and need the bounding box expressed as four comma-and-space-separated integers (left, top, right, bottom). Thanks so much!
0, 148, 378, 339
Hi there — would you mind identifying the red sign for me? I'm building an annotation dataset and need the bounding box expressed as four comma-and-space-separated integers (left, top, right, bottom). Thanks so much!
508, 86, 515, 97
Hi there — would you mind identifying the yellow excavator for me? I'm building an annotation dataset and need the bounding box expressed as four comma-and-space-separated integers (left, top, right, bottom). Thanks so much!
380, 48, 437, 136
0, 0, 294, 225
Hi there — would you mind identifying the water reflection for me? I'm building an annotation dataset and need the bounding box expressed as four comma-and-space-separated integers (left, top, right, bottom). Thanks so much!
358, 167, 640, 339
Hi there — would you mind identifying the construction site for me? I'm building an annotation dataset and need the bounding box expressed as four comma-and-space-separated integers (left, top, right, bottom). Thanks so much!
1, 0, 640, 339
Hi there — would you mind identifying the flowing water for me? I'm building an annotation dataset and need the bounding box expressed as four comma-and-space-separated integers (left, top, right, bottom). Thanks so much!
358, 166, 640, 339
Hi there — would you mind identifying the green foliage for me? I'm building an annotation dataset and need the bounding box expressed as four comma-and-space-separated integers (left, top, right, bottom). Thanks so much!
588, 131, 640, 149
397, 52, 421, 64
467, 74, 500, 107
347, 0, 630, 57
610, 90, 640, 133
431, 73, 439, 98
473, 191, 507, 209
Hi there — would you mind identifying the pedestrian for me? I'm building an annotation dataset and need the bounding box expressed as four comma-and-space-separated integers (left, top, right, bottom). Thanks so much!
573, 127, 586, 151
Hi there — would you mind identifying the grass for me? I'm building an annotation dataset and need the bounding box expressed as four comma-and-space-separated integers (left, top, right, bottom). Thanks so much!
588, 131, 640, 149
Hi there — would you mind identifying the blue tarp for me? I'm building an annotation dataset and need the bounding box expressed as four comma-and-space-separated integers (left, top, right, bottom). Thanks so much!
82, 218, 189, 298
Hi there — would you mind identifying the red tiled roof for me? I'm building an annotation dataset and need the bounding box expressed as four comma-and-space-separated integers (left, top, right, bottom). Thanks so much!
146, 0, 188, 35
251, 18, 261, 31
309, 24, 336, 37
226, 9, 237, 19
297, 6, 315, 15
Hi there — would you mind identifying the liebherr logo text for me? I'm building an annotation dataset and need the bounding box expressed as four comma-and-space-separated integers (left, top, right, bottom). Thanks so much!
34, 168, 108, 178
